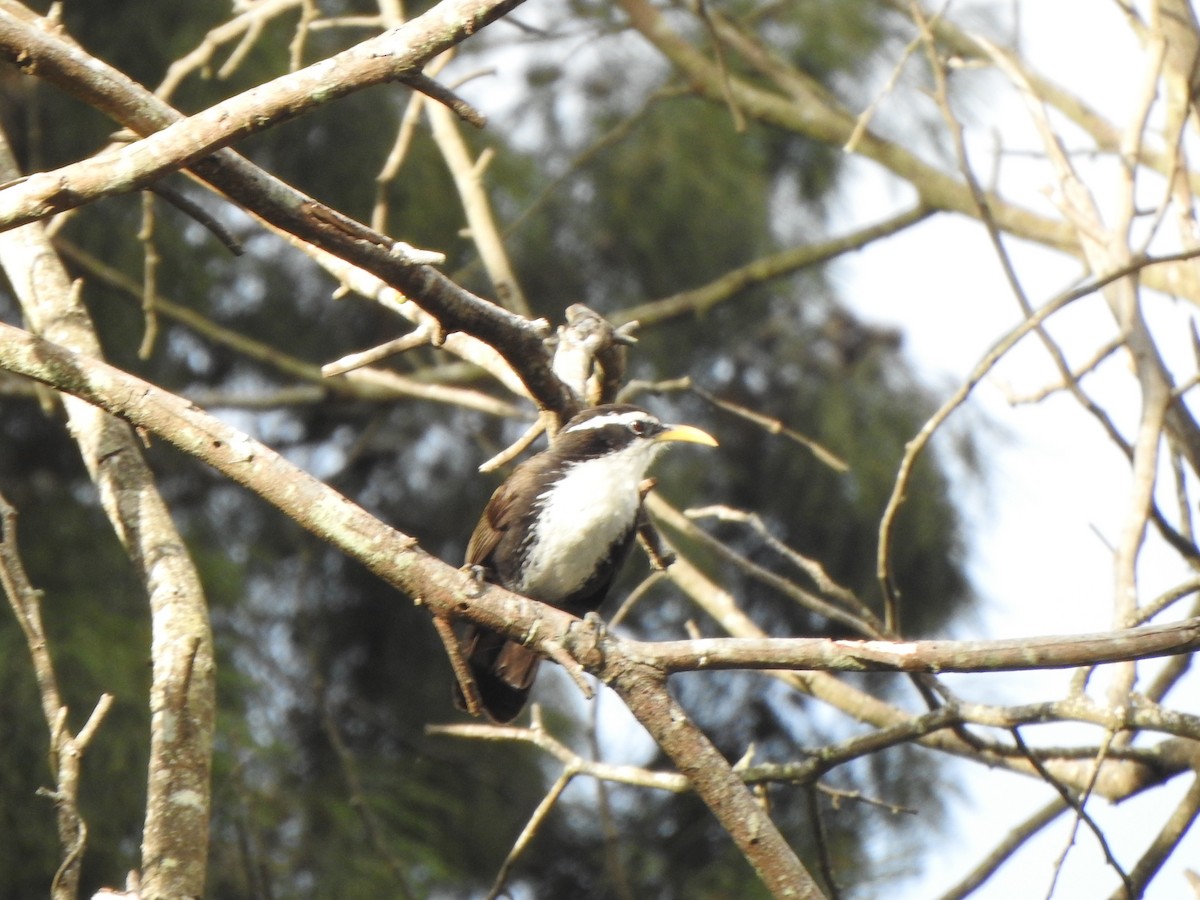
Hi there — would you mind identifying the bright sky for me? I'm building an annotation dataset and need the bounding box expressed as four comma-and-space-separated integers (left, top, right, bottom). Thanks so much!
837, 2, 1200, 896
459, 1, 1199, 894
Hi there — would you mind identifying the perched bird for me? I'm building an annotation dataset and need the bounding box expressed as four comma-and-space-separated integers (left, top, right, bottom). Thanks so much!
457, 403, 717, 722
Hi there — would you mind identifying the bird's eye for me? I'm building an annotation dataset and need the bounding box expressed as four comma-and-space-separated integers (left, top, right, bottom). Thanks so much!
629, 420, 647, 436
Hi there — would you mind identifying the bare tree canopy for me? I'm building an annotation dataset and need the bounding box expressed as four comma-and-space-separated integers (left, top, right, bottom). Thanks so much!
0, 1, 1198, 898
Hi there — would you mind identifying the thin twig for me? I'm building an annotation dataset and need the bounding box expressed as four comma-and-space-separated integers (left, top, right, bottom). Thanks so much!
805, 784, 841, 899
685, 504, 873, 623
404, 70, 487, 128
430, 612, 482, 717
1117, 771, 1200, 898
649, 494, 879, 635
845, 0, 952, 153
321, 328, 433, 377
688, 0, 746, 131
487, 766, 576, 899
1009, 728, 1132, 899
318, 686, 418, 900
149, 182, 245, 255
478, 418, 545, 473
588, 696, 636, 900
372, 52, 450, 233
876, 247, 1200, 633
1, 493, 113, 900
692, 388, 848, 472
137, 190, 160, 359
426, 56, 531, 316
936, 798, 1070, 900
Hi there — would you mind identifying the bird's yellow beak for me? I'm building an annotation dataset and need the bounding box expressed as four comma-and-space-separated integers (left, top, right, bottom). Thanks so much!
654, 424, 718, 447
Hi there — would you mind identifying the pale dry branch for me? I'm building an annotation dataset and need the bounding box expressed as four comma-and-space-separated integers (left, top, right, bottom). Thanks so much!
0, 2, 520, 229
936, 798, 1070, 900
0, 4, 577, 415
635, 619, 1200, 678
0, 494, 114, 900
427, 83, 531, 315
477, 418, 544, 473
1118, 770, 1200, 899
0, 130, 214, 899
615, 205, 932, 332
321, 328, 435, 378
0, 321, 818, 897
690, 388, 850, 473
136, 191, 160, 358
58, 238, 525, 417
429, 717, 690, 790
976, 32, 1190, 715
620, 0, 1200, 311
614, 0, 1074, 250
657, 516, 1200, 802
155, 0, 304, 100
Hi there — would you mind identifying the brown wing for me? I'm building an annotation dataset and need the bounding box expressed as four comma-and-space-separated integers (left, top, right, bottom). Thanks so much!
458, 461, 550, 721
464, 478, 518, 568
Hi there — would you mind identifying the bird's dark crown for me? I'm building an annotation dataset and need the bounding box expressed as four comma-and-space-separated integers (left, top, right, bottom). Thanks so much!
552, 404, 668, 460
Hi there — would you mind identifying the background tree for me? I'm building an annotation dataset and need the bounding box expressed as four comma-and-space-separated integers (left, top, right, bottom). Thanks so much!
0, 1, 1197, 898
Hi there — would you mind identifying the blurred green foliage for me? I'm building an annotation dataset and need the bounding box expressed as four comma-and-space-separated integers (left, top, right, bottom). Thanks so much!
0, 1, 973, 897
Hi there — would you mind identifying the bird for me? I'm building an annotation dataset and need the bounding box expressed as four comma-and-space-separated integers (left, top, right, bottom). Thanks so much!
456, 403, 717, 722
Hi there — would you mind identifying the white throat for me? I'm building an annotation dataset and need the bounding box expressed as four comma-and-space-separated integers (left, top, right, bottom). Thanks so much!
516, 442, 663, 600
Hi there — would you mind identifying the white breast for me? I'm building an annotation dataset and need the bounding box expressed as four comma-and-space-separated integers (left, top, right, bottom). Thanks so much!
516, 442, 662, 600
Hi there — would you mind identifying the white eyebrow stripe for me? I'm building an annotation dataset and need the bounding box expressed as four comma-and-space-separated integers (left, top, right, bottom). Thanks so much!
564, 410, 655, 433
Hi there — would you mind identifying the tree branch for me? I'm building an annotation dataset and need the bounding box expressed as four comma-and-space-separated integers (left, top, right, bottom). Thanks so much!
0, 321, 820, 898
638, 618, 1200, 675
8, 321, 1200, 894
0, 0, 578, 417
0, 131, 215, 898
0, 494, 114, 900
0, 0, 521, 229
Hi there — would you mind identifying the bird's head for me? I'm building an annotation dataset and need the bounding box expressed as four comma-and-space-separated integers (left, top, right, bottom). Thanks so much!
554, 404, 718, 469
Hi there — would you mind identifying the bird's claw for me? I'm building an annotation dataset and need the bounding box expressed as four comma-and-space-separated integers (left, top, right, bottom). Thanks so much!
581, 611, 608, 639
461, 563, 488, 598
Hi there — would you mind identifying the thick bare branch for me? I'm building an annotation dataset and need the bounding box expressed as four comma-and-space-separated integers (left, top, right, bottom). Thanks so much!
9, 320, 1200, 893
0, 321, 819, 898
0, 0, 523, 228
642, 620, 1200, 674
0, 133, 215, 897
605, 657, 824, 898
0, 1, 577, 416
616, 0, 1200, 308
